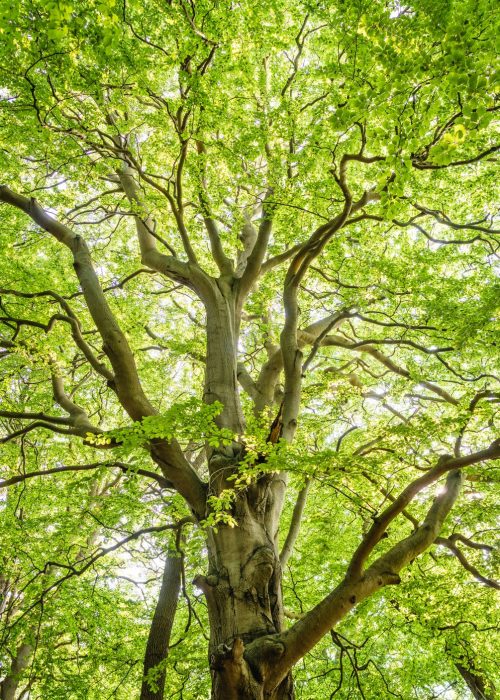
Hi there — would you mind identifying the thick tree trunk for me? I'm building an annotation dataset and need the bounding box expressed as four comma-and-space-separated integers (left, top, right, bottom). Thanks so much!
204, 280, 245, 435
196, 482, 294, 700
140, 555, 182, 700
200, 286, 294, 698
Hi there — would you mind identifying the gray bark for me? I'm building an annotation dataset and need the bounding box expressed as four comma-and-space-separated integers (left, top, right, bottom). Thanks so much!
455, 662, 496, 700
200, 292, 293, 698
140, 555, 182, 700
197, 484, 293, 700
204, 280, 245, 435
0, 642, 33, 700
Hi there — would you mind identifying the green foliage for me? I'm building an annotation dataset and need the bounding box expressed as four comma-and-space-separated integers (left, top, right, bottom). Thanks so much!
0, 0, 499, 697
88, 399, 233, 449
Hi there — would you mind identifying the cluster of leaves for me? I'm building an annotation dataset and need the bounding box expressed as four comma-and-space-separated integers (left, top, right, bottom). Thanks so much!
87, 398, 233, 449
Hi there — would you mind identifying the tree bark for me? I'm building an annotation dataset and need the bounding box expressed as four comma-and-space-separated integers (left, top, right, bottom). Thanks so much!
200, 290, 294, 698
455, 662, 496, 700
445, 637, 497, 700
204, 279, 245, 435
0, 641, 33, 700
197, 483, 294, 700
140, 555, 182, 700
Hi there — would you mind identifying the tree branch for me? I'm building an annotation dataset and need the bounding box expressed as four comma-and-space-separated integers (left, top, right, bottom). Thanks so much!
0, 461, 171, 490
237, 189, 276, 304
434, 537, 500, 590
0, 410, 72, 426
0, 421, 85, 444
412, 144, 499, 170
320, 334, 458, 405
195, 140, 234, 276
118, 166, 205, 291
280, 480, 311, 568
0, 288, 113, 381
0, 184, 153, 420
261, 468, 465, 686
347, 442, 500, 578
0, 184, 208, 517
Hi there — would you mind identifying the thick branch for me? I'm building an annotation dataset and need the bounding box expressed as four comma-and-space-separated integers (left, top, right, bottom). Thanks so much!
262, 468, 465, 686
0, 184, 152, 420
237, 189, 275, 303
122, 154, 201, 266
347, 442, 500, 577
254, 312, 347, 413
365, 469, 464, 580
236, 362, 259, 401
51, 373, 98, 434
454, 657, 497, 700
0, 185, 207, 516
278, 167, 378, 443
0, 641, 33, 700
118, 167, 207, 293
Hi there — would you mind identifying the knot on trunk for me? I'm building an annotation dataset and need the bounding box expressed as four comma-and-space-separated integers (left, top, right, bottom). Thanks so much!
244, 546, 275, 590
244, 635, 287, 691
211, 636, 289, 700
208, 443, 244, 477
192, 574, 219, 595
210, 637, 244, 671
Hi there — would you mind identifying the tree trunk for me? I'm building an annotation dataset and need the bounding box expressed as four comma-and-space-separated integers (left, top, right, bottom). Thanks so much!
140, 555, 182, 700
204, 280, 245, 435
442, 635, 496, 700
196, 481, 294, 700
455, 661, 496, 700
0, 641, 33, 700
200, 287, 294, 698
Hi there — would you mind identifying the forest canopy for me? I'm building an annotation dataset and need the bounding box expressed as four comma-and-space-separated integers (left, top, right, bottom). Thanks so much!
0, 0, 499, 698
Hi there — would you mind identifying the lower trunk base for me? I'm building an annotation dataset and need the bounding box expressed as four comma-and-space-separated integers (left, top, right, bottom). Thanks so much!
211, 637, 294, 700
203, 483, 291, 699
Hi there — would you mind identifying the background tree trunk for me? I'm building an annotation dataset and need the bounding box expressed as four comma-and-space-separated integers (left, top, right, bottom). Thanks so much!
140, 555, 182, 700
0, 642, 33, 700
455, 662, 495, 700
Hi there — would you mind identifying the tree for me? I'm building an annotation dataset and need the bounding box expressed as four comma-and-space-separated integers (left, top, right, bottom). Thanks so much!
0, 0, 499, 698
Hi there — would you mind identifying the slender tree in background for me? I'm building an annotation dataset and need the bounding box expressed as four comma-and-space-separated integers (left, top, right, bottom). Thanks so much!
0, 0, 499, 698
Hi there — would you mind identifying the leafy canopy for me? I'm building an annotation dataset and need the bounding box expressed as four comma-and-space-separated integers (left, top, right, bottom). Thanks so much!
0, 0, 499, 697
